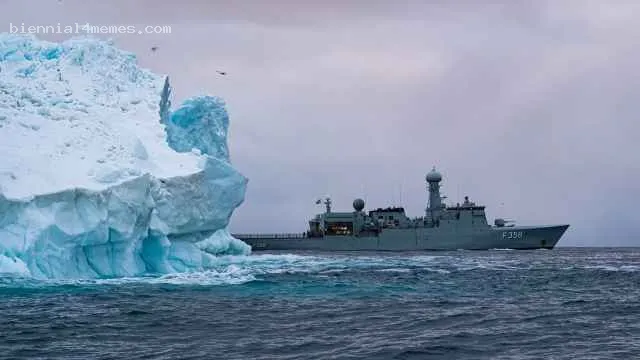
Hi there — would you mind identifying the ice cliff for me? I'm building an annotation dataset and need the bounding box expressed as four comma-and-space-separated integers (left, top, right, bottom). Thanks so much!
0, 34, 250, 279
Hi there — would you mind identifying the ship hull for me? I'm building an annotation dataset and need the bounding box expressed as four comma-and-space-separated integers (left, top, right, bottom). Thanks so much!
234, 224, 569, 251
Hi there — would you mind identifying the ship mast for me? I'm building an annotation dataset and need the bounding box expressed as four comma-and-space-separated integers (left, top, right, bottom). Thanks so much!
324, 197, 332, 213
425, 166, 443, 223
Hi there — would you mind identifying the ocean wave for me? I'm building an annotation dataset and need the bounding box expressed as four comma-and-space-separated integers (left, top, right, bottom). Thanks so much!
2, 249, 640, 288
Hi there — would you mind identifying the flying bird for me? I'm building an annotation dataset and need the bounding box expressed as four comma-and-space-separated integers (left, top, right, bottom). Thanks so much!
216, 70, 227, 76
151, 46, 158, 52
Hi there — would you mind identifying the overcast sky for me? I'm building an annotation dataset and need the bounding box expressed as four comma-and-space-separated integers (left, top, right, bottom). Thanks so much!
2, 0, 639, 246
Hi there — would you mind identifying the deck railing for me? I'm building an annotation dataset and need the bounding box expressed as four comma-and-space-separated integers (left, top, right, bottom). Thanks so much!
232, 233, 308, 239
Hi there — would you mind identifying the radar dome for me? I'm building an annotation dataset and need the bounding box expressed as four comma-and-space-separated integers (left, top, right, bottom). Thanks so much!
426, 167, 442, 182
353, 198, 365, 211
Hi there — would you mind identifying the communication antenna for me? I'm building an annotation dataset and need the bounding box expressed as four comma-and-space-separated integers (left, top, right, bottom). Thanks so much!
391, 186, 396, 207
324, 196, 332, 213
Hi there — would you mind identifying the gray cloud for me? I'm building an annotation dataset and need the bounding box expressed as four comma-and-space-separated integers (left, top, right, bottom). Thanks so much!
2, 0, 639, 245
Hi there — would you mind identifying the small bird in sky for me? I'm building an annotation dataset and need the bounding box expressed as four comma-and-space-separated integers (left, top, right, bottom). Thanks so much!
216, 70, 227, 76
151, 46, 158, 52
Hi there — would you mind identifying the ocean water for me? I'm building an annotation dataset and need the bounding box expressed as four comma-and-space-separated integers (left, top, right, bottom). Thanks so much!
1, 248, 639, 360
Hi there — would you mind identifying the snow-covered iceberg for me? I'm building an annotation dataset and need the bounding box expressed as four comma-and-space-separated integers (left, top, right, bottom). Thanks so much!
0, 33, 250, 279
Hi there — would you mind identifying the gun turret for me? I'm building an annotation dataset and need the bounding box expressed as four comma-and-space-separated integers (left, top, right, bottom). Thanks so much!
494, 218, 515, 227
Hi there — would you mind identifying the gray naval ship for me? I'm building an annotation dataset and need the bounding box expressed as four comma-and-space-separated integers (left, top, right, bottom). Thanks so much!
234, 168, 569, 251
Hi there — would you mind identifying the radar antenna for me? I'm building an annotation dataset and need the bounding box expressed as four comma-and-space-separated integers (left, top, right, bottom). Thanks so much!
315, 196, 332, 213
324, 197, 332, 213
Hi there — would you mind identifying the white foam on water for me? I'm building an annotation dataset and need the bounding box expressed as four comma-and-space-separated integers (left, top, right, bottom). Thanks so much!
4, 250, 638, 288
583, 264, 639, 272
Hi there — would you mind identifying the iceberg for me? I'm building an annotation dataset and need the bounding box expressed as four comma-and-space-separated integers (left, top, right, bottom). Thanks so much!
0, 33, 250, 279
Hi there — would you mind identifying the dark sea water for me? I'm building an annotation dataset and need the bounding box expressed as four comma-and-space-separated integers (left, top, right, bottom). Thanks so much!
1, 247, 639, 360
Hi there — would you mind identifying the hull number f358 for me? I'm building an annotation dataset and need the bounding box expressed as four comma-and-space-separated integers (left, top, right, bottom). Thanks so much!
502, 231, 524, 239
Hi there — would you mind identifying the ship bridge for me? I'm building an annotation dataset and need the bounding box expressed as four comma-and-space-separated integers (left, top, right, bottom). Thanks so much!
368, 207, 410, 228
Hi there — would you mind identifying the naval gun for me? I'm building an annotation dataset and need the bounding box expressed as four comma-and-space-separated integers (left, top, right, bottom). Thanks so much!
494, 218, 516, 227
